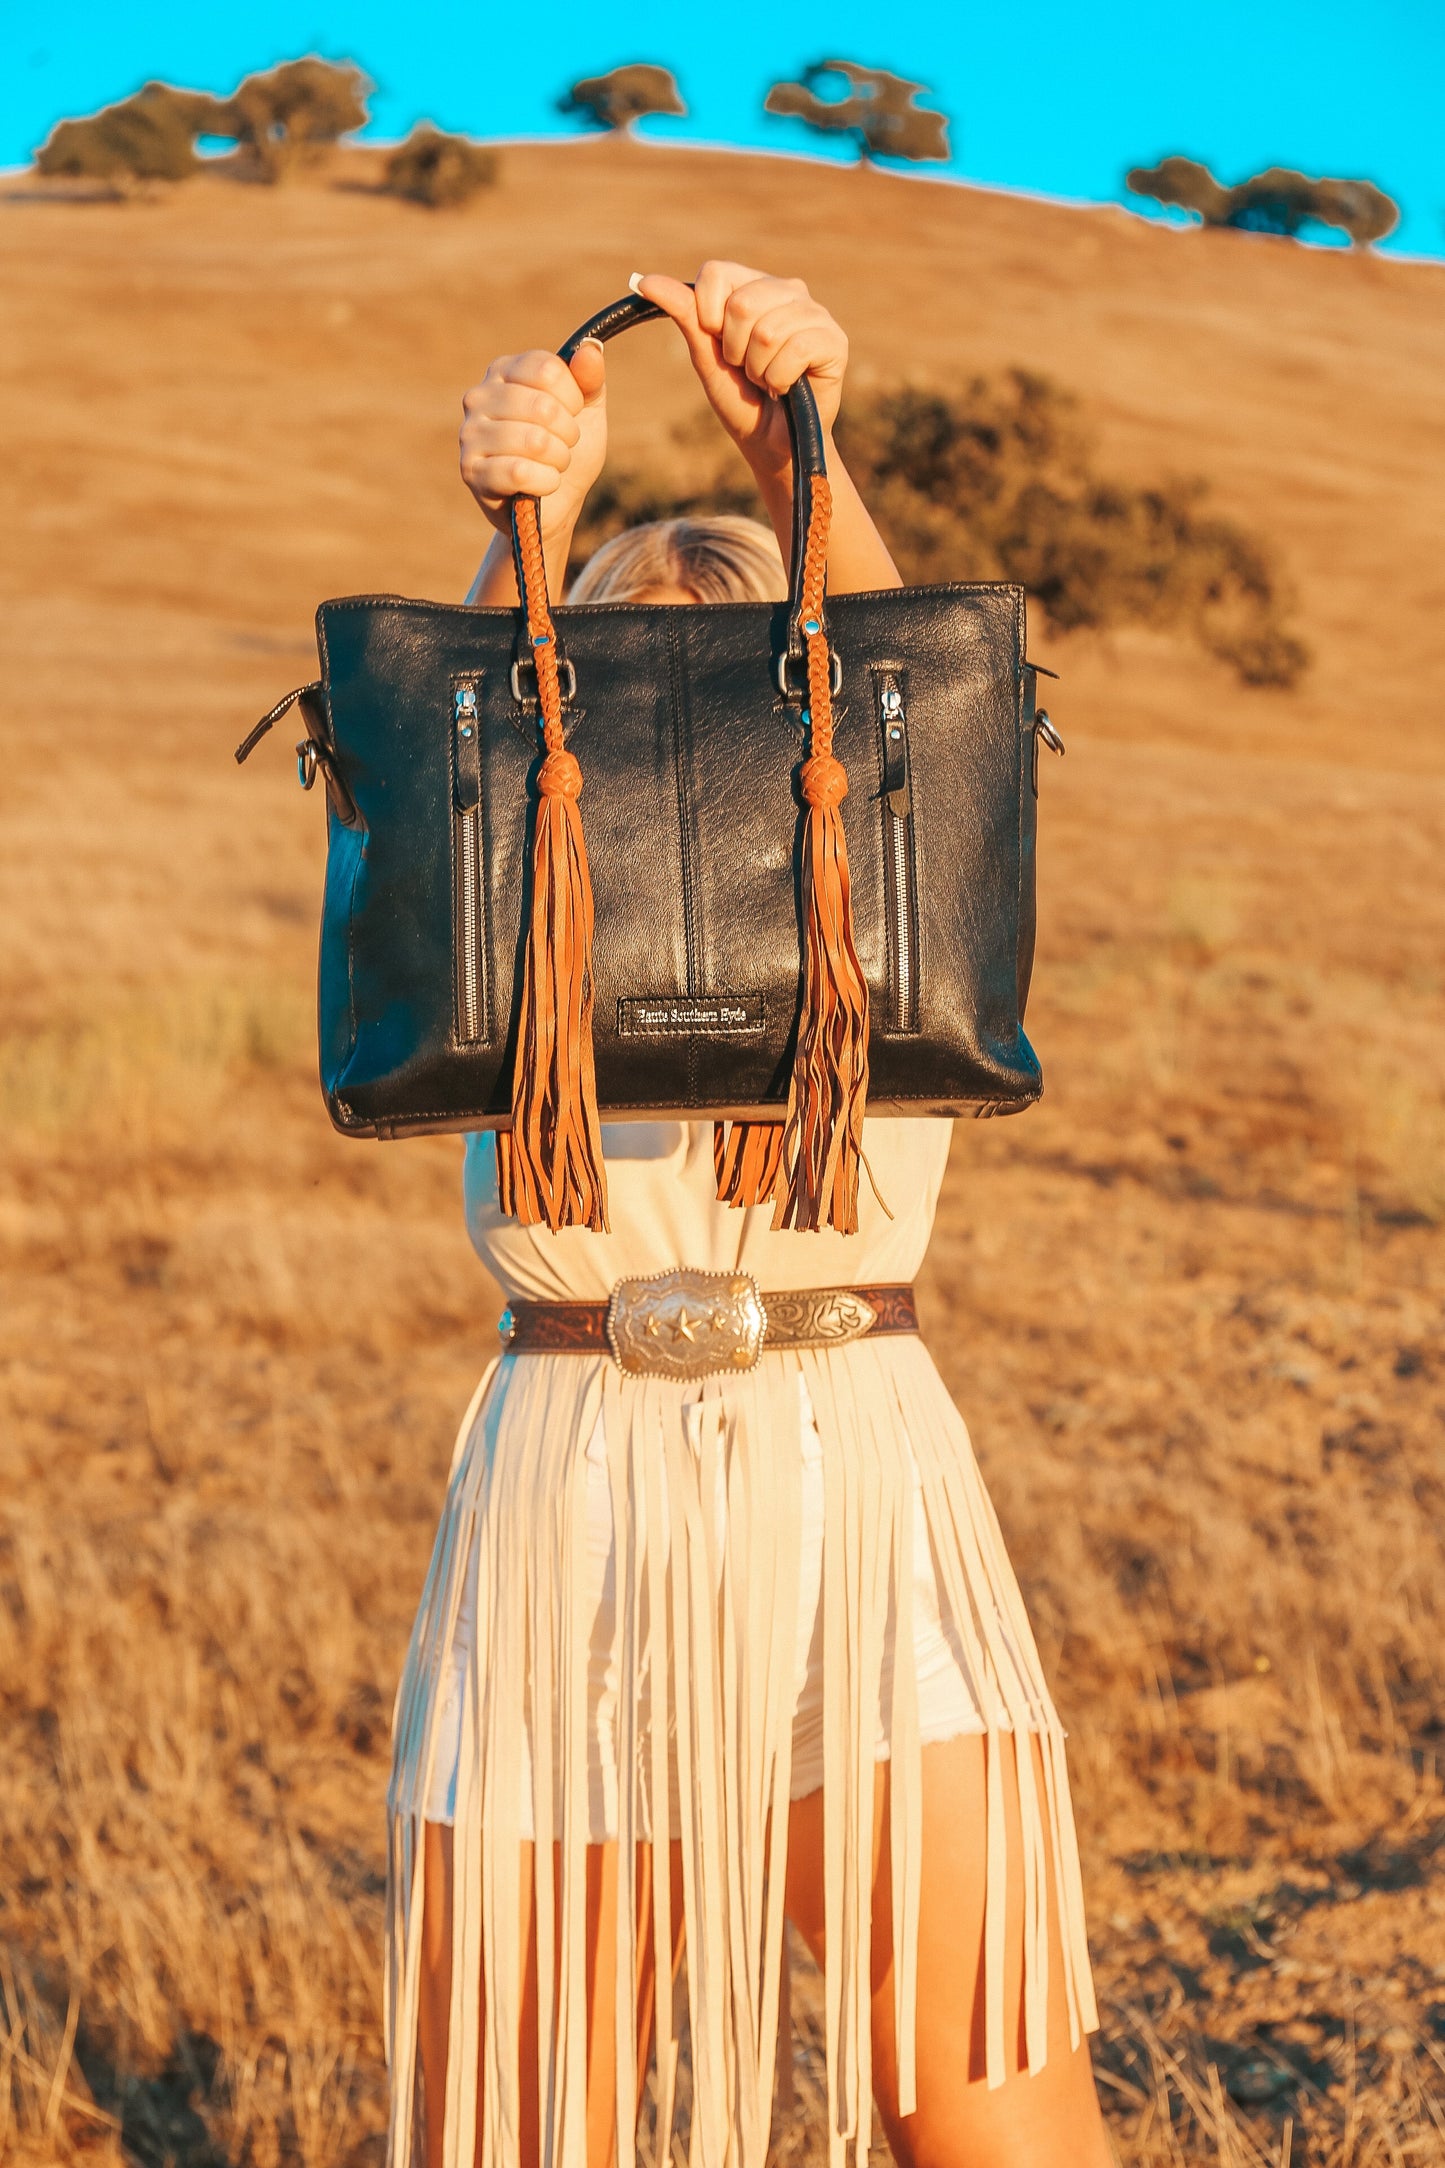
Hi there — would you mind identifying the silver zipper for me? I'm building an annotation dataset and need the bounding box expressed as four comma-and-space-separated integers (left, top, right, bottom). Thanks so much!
455, 686, 483, 1043
880, 676, 917, 1031
892, 809, 913, 1025
458, 811, 480, 1041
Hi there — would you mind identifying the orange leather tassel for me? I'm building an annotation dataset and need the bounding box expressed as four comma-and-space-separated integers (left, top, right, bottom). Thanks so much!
495, 1128, 517, 1217
713, 1117, 785, 1208
770, 478, 871, 1235
500, 498, 609, 1233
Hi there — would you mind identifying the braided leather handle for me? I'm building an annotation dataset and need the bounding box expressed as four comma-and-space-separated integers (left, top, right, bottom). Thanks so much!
508, 289, 830, 663
499, 295, 864, 1238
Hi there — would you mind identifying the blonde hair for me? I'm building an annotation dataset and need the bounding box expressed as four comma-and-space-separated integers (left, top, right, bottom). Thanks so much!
568, 514, 787, 605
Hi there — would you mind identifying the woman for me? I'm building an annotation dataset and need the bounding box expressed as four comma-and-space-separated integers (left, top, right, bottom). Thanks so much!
387, 263, 1110, 2168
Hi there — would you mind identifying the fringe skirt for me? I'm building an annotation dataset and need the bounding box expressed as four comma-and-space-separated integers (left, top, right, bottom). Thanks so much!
385, 1337, 1096, 2168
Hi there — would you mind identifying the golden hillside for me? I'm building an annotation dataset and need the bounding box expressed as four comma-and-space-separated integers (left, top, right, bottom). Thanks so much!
2, 141, 1443, 2166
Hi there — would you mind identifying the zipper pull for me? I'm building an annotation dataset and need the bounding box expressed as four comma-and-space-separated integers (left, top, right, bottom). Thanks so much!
880, 675, 910, 817
454, 682, 482, 812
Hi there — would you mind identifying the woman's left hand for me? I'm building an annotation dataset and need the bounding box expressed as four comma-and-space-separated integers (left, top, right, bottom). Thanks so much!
634, 262, 847, 486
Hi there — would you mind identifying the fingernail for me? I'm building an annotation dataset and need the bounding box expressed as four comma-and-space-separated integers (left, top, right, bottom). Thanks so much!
578, 336, 605, 353
628, 272, 646, 294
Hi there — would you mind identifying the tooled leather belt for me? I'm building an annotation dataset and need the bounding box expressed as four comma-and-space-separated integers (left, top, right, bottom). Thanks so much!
499, 1269, 918, 1381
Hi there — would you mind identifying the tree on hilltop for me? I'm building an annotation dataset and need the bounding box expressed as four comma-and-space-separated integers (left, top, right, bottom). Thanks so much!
764, 61, 949, 165
560, 65, 686, 133
207, 59, 371, 183
384, 126, 498, 209
1128, 154, 1398, 248
36, 82, 217, 187
36, 58, 374, 192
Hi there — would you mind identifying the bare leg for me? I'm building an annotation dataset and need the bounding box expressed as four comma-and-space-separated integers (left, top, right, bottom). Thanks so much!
420, 1822, 457, 2168
418, 1823, 684, 2168
784, 1736, 1112, 2168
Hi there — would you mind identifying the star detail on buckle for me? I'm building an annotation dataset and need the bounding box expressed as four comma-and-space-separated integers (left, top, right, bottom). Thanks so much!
606, 1268, 765, 1381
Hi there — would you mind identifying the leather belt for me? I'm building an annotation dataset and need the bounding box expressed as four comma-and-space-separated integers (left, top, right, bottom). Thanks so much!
499, 1270, 918, 1381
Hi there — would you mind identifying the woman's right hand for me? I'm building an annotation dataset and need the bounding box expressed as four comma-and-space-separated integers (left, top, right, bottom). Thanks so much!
459, 343, 607, 540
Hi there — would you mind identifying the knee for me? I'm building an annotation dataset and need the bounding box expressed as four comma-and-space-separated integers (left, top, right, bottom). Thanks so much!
883, 2048, 1112, 2168
881, 2100, 973, 2168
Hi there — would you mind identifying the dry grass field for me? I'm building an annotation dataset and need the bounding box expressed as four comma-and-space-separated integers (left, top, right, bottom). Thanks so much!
1, 138, 1443, 2167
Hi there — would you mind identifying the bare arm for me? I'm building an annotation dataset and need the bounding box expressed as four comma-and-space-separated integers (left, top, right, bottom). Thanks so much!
636, 263, 901, 596
459, 342, 608, 606
458, 263, 900, 604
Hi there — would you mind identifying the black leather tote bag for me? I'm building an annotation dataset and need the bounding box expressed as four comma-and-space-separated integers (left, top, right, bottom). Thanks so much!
240, 291, 1059, 1235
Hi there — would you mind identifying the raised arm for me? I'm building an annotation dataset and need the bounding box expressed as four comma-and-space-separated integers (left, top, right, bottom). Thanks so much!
459, 263, 901, 606
460, 342, 608, 606
636, 262, 901, 597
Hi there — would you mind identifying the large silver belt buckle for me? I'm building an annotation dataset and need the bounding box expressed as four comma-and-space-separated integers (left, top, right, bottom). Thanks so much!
606, 1267, 766, 1382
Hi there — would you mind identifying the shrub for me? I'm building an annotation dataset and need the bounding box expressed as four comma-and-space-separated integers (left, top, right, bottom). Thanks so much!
207, 58, 370, 183
574, 375, 1307, 688
35, 82, 215, 186
560, 64, 685, 133
764, 61, 949, 164
838, 375, 1307, 684
1128, 155, 1399, 248
383, 125, 497, 208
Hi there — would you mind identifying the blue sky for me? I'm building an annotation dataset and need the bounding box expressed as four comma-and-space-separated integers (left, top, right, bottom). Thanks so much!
8, 1, 1443, 258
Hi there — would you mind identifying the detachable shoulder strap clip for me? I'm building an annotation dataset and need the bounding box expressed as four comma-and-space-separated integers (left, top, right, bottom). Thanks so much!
234, 681, 322, 763
235, 681, 361, 828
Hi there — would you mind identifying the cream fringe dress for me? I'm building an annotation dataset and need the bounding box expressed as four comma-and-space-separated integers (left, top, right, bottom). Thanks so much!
387, 1117, 1096, 2168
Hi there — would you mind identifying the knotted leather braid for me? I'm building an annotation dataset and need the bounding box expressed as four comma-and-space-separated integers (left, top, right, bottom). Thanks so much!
797, 474, 843, 791
716, 474, 871, 1233
495, 498, 609, 1232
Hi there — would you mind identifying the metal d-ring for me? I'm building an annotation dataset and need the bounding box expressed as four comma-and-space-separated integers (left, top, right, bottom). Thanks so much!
774, 648, 843, 700
510, 656, 577, 705
296, 739, 320, 789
